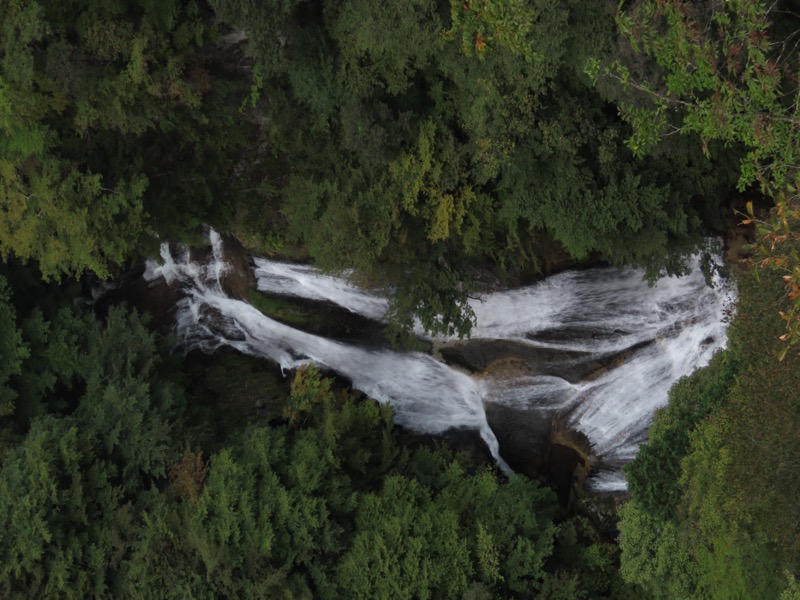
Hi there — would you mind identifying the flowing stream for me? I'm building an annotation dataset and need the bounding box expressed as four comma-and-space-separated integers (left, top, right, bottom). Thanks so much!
146, 231, 734, 491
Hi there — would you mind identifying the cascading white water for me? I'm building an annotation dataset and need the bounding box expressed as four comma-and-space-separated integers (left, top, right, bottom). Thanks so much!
147, 233, 733, 490
249, 253, 734, 491
145, 234, 511, 473
254, 260, 390, 321
473, 263, 733, 490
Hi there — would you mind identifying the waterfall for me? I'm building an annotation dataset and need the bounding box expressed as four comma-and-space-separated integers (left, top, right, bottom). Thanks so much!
147, 234, 734, 491
144, 235, 511, 473
254, 260, 390, 321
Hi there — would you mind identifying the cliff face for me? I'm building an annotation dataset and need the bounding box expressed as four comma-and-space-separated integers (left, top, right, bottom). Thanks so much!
96, 233, 255, 333
189, 234, 255, 301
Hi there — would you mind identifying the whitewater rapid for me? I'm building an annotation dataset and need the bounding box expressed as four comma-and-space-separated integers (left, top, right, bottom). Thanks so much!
146, 232, 734, 491
145, 233, 511, 473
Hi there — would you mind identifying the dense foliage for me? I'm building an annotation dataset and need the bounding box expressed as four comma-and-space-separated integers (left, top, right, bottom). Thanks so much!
624, 351, 736, 523
0, 264, 187, 596
0, 0, 253, 279
599, 0, 800, 354
0, 273, 629, 598
209, 0, 739, 335
2, 1, 800, 598
619, 269, 800, 598
603, 5, 800, 592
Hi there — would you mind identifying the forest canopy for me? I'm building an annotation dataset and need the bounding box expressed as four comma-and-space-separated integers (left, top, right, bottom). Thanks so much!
0, 269, 629, 597
210, 0, 747, 335
2, 0, 749, 335
2, 0, 800, 598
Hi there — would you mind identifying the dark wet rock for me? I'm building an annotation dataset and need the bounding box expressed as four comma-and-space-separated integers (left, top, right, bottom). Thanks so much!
485, 401, 595, 507
252, 292, 396, 348
549, 419, 594, 508
196, 305, 247, 342
439, 339, 652, 384
189, 234, 254, 300
485, 403, 552, 478
134, 277, 181, 332
221, 235, 256, 300
182, 347, 290, 429
549, 444, 585, 506
525, 326, 629, 344
440, 340, 588, 375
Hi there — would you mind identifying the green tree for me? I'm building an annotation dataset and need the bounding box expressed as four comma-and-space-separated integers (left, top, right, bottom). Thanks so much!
619, 268, 800, 598
115, 365, 606, 599
0, 0, 250, 278
338, 474, 473, 599
595, 0, 800, 350
625, 351, 735, 522
74, 306, 185, 491
214, 0, 734, 336
0, 264, 86, 425
617, 499, 702, 599
0, 279, 191, 597
0, 417, 124, 598
0, 276, 25, 419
